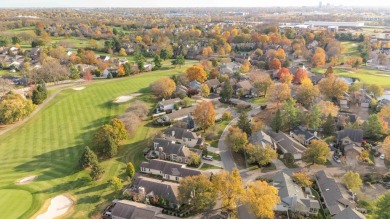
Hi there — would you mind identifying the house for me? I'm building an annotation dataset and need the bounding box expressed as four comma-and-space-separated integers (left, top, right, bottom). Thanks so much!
235, 80, 257, 97
219, 62, 241, 75
337, 113, 358, 130
152, 138, 195, 164
249, 131, 276, 150
269, 131, 307, 160
337, 128, 364, 147
204, 79, 221, 93
108, 199, 179, 219
140, 159, 202, 182
156, 98, 181, 113
102, 68, 118, 78
188, 80, 202, 91
339, 92, 350, 110
290, 126, 320, 146
316, 170, 362, 218
175, 85, 188, 96
332, 207, 366, 219
162, 106, 196, 122
98, 55, 110, 62
273, 172, 320, 214
29, 48, 41, 59
162, 126, 204, 147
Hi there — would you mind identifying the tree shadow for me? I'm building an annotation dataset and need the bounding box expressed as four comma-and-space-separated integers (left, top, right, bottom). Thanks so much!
74, 182, 109, 195
77, 195, 102, 205
36, 176, 91, 194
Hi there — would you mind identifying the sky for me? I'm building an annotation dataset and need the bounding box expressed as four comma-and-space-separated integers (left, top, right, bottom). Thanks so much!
1, 0, 390, 8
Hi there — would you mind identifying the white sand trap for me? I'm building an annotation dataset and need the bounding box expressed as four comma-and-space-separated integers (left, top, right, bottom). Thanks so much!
72, 87, 85, 91
36, 195, 73, 219
114, 95, 133, 103
17, 175, 37, 184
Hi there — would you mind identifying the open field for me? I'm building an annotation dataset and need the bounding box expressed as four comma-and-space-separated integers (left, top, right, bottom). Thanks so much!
0, 66, 188, 218
0, 189, 33, 219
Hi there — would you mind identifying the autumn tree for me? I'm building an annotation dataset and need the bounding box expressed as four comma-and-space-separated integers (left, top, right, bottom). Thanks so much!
0, 93, 36, 124
367, 84, 384, 99
110, 176, 123, 192
316, 100, 339, 117
189, 151, 201, 166
302, 140, 331, 165
227, 126, 248, 152
267, 83, 291, 106
240, 60, 251, 73
194, 101, 215, 132
311, 47, 326, 67
245, 144, 277, 166
269, 58, 282, 70
308, 105, 322, 130
277, 68, 292, 84
213, 169, 244, 215
373, 191, 390, 219
127, 162, 135, 179
220, 80, 233, 103
79, 146, 98, 169
324, 66, 334, 77
296, 78, 320, 108
383, 136, 390, 160
200, 84, 210, 97
242, 181, 280, 219
186, 65, 207, 82
179, 175, 217, 211
202, 46, 213, 59
292, 172, 313, 187
150, 77, 176, 99
318, 74, 348, 100
342, 171, 362, 191
293, 68, 308, 84
119, 48, 127, 56
251, 73, 274, 96
117, 65, 125, 77
346, 56, 363, 69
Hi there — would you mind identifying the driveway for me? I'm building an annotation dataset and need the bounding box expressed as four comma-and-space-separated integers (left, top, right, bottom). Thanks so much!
374, 157, 386, 168
201, 160, 223, 168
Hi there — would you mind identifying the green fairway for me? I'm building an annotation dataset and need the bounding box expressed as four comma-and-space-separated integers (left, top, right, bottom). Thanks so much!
0, 189, 33, 218
0, 67, 187, 218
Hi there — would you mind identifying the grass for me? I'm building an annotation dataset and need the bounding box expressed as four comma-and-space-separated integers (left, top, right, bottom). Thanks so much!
247, 97, 267, 105
0, 189, 33, 219
207, 151, 221, 161
0, 66, 189, 218
200, 163, 222, 170
206, 120, 230, 148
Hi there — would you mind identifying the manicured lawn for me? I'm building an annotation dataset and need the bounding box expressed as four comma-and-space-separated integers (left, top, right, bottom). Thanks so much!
206, 120, 230, 148
207, 151, 221, 161
0, 189, 33, 219
247, 97, 267, 105
200, 163, 222, 170
0, 67, 188, 218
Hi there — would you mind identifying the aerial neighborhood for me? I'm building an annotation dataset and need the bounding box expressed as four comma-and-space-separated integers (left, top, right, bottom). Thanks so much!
1, 3, 390, 219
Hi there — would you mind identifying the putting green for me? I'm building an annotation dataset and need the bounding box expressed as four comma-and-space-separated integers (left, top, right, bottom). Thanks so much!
0, 189, 33, 219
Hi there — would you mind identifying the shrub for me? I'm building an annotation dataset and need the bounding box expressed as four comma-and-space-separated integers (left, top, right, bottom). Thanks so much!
222, 111, 233, 121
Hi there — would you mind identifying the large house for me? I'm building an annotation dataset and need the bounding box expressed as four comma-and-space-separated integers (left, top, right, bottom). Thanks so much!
156, 98, 181, 113
337, 128, 364, 147
140, 159, 202, 182
249, 131, 276, 150
219, 62, 241, 75
152, 138, 202, 164
234, 80, 257, 97
270, 131, 307, 160
162, 127, 204, 147
273, 172, 320, 215
290, 126, 320, 146
204, 79, 221, 93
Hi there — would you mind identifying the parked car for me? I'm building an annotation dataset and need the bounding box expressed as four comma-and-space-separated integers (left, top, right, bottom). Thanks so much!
380, 154, 385, 160
202, 155, 213, 161
374, 151, 381, 157
333, 155, 341, 164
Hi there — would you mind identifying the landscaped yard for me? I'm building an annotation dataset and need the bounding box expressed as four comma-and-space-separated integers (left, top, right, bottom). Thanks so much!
0, 66, 188, 218
200, 163, 222, 170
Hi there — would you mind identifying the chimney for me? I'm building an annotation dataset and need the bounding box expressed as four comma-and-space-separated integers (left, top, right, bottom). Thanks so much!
172, 130, 175, 137
314, 131, 317, 137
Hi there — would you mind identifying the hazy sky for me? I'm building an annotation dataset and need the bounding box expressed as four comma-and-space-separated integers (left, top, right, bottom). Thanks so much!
1, 0, 390, 8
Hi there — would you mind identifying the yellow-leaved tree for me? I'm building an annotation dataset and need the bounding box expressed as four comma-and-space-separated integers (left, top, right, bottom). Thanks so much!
186, 65, 207, 82
194, 101, 215, 132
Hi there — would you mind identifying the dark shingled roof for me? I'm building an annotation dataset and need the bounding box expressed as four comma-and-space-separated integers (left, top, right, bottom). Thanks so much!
163, 127, 198, 140
111, 200, 179, 219
140, 159, 202, 178
134, 176, 179, 204
337, 128, 363, 144
269, 131, 306, 154
291, 126, 318, 141
333, 207, 366, 219
204, 79, 221, 88
153, 138, 191, 157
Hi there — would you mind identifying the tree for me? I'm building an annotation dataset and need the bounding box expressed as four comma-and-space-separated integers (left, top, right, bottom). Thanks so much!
240, 60, 251, 73
189, 151, 201, 166
194, 101, 215, 132
378, 53, 389, 65
379, 105, 390, 118
117, 65, 126, 77
269, 58, 281, 70
110, 176, 123, 192
346, 56, 363, 69
119, 48, 127, 56
281, 98, 299, 131
202, 46, 213, 58
242, 181, 280, 219
0, 93, 36, 124
302, 140, 331, 165
245, 144, 277, 166
213, 169, 244, 215
31, 84, 48, 105
186, 65, 207, 82
277, 68, 292, 84
227, 127, 248, 152
134, 53, 146, 72
178, 175, 217, 211
12, 36, 21, 44
293, 68, 308, 84
267, 83, 291, 106
110, 118, 127, 142
308, 105, 322, 130
342, 171, 362, 191
373, 191, 390, 219
296, 78, 320, 108
362, 114, 386, 140
318, 74, 349, 100
200, 84, 210, 97
172, 55, 185, 68
153, 55, 162, 70
90, 162, 105, 180
292, 172, 313, 187
322, 113, 336, 136
238, 111, 251, 136
79, 146, 98, 169
150, 77, 176, 99
220, 80, 233, 103
127, 162, 135, 179
324, 66, 334, 77
316, 101, 339, 117
69, 64, 80, 79
271, 110, 283, 133
251, 73, 274, 96
311, 47, 326, 67
160, 49, 171, 60
367, 84, 384, 99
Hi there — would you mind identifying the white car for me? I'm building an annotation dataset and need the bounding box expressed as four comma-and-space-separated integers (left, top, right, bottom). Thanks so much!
380, 154, 385, 160
202, 155, 213, 161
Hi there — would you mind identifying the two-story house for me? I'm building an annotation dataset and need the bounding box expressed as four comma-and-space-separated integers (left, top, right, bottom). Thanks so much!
162, 127, 204, 147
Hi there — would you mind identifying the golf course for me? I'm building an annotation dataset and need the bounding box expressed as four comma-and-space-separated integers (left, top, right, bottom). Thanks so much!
0, 67, 186, 218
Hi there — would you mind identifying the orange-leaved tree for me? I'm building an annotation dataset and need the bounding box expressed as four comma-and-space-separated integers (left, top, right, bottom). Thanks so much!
293, 68, 308, 84
269, 58, 281, 70
186, 65, 207, 82
194, 101, 215, 132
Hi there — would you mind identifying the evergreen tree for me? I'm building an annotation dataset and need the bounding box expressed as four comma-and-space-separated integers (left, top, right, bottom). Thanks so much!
308, 105, 322, 130
171, 55, 185, 68
281, 98, 299, 131
322, 113, 335, 136
220, 80, 233, 103
238, 111, 252, 136
160, 49, 169, 60
69, 64, 80, 79
153, 55, 162, 70
79, 146, 98, 168
31, 84, 48, 105
123, 62, 133, 76
127, 162, 135, 179
105, 136, 118, 158
107, 72, 113, 79
362, 114, 385, 140
271, 110, 282, 133
90, 162, 105, 180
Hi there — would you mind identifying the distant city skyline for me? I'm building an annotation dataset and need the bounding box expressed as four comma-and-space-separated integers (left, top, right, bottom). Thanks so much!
2, 0, 390, 8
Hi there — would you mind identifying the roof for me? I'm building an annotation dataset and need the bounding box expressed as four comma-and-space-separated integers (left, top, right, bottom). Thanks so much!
140, 159, 202, 178
337, 128, 363, 144
111, 199, 179, 219
236, 80, 253, 91
338, 113, 358, 125
159, 98, 181, 106
153, 138, 191, 157
163, 127, 199, 140
188, 80, 201, 90
333, 207, 366, 219
291, 126, 318, 141
269, 131, 307, 154
248, 131, 273, 149
133, 176, 179, 204
165, 106, 196, 120
204, 79, 221, 88
316, 170, 351, 216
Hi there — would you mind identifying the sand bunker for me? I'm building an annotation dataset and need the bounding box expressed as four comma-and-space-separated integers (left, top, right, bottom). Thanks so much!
17, 175, 37, 184
36, 195, 73, 219
114, 95, 133, 103
72, 87, 85, 91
